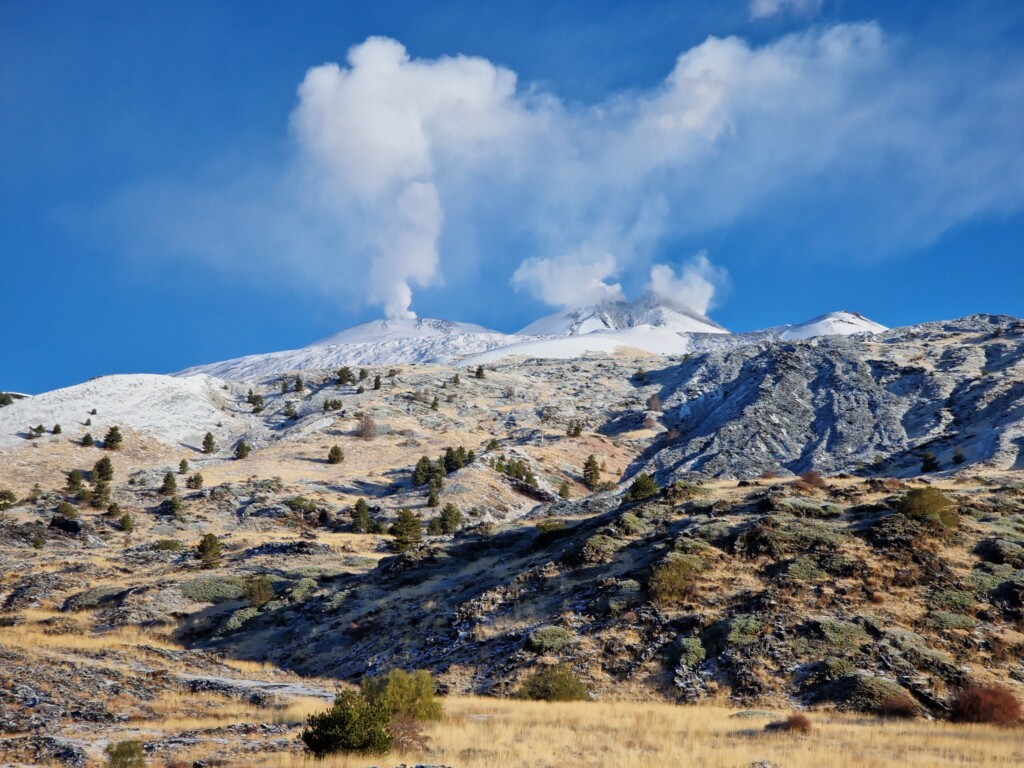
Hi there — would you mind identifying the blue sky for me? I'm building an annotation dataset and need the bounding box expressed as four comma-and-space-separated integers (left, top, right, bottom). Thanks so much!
2, 0, 1023, 393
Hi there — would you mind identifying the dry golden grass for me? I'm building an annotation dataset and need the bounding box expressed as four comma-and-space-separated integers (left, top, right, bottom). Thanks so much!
142, 691, 327, 731
253, 697, 1024, 768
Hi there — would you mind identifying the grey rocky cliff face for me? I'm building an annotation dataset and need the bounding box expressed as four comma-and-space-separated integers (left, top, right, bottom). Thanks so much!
639, 314, 1024, 479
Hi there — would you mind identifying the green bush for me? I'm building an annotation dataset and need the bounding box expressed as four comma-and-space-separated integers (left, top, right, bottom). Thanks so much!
516, 664, 589, 701
703, 614, 763, 653
624, 473, 659, 502
673, 637, 706, 669
526, 626, 573, 654
816, 619, 871, 654
105, 740, 145, 768
649, 555, 703, 605
898, 487, 958, 531
153, 538, 184, 551
180, 576, 246, 603
619, 512, 650, 535
928, 589, 975, 614
301, 689, 392, 757
243, 576, 275, 607
928, 611, 976, 630
827, 674, 915, 713
360, 669, 443, 721
580, 534, 622, 564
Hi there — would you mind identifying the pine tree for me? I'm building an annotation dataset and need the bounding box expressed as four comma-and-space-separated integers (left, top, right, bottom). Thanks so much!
583, 454, 601, 491
413, 456, 432, 485
953, 448, 966, 464
336, 366, 354, 385
93, 456, 114, 482
390, 509, 422, 553
66, 469, 84, 493
202, 432, 216, 454
475, 365, 485, 379
52, 424, 62, 435
624, 472, 659, 502
921, 451, 940, 473
0, 489, 16, 520
281, 379, 289, 394
84, 417, 92, 426
102, 426, 123, 450
284, 402, 297, 419
160, 471, 177, 495
440, 503, 462, 534
294, 375, 304, 392
358, 368, 368, 381
196, 533, 222, 568
426, 486, 440, 508
427, 516, 444, 535
351, 498, 371, 533
452, 373, 461, 385
91, 479, 111, 508
327, 445, 344, 464
373, 374, 382, 390
186, 472, 204, 490
234, 441, 251, 460
81, 432, 94, 447
430, 396, 439, 411
558, 480, 571, 499
179, 459, 189, 474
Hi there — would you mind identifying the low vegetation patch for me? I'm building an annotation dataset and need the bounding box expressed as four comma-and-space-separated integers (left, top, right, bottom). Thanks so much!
950, 684, 1022, 726
516, 665, 589, 702
526, 626, 573, 654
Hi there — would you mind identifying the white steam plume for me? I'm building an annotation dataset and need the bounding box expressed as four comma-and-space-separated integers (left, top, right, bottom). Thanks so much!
106, 25, 1024, 322
512, 251, 625, 309
647, 252, 728, 315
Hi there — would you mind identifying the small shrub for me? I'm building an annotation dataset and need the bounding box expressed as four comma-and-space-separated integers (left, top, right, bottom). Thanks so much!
516, 664, 589, 702
898, 487, 958, 531
361, 669, 443, 721
153, 538, 184, 551
180, 575, 245, 603
357, 413, 378, 440
765, 713, 812, 734
649, 555, 702, 605
328, 445, 344, 464
526, 626, 573, 654
673, 636, 706, 669
243, 575, 275, 608
950, 684, 1022, 726
118, 512, 135, 532
105, 740, 146, 768
624, 473, 659, 502
928, 611, 976, 630
56, 500, 78, 518
301, 689, 392, 757
877, 695, 919, 719
234, 441, 251, 460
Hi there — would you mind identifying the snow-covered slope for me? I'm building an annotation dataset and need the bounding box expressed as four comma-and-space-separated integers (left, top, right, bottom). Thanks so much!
180, 321, 527, 380
0, 374, 234, 450
309, 317, 499, 347
762, 311, 887, 341
519, 293, 727, 336
176, 306, 885, 378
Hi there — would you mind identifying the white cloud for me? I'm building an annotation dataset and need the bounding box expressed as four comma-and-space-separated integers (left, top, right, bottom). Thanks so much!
105, 24, 1024, 320
512, 251, 625, 309
749, 0, 822, 21
647, 252, 728, 315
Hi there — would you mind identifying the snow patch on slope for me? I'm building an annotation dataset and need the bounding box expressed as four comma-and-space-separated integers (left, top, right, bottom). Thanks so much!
0, 374, 233, 450
310, 317, 499, 347
765, 311, 888, 341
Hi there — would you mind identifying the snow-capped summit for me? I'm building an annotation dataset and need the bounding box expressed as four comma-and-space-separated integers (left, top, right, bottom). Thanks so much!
764, 311, 887, 341
518, 292, 728, 337
309, 317, 500, 347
